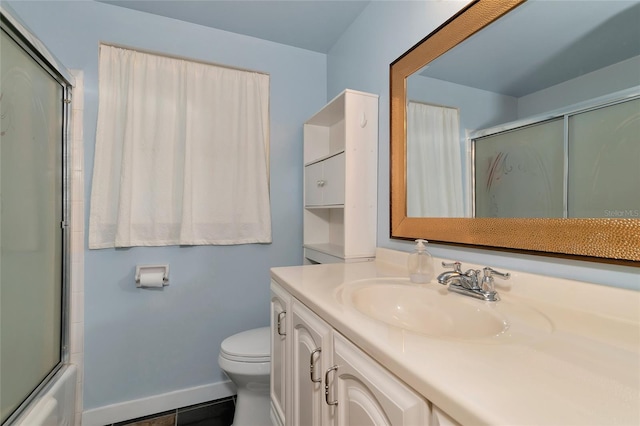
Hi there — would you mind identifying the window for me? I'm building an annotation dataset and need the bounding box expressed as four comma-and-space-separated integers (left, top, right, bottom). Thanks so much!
89, 45, 271, 248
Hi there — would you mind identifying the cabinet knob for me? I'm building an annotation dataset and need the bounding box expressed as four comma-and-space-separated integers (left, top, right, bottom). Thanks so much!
316, 180, 326, 187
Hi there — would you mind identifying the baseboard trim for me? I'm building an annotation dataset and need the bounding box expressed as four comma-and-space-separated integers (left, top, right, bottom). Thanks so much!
82, 381, 236, 426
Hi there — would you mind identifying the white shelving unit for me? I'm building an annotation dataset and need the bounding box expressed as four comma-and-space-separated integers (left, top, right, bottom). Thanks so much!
303, 89, 378, 264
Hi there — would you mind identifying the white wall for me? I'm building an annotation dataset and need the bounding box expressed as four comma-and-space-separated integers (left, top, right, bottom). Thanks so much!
327, 0, 639, 290
7, 0, 326, 416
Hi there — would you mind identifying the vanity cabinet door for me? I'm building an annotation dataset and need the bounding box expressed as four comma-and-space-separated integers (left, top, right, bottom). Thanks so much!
330, 332, 430, 426
270, 281, 291, 426
291, 300, 334, 426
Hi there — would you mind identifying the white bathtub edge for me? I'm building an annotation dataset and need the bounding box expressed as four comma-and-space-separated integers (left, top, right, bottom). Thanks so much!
14, 364, 77, 426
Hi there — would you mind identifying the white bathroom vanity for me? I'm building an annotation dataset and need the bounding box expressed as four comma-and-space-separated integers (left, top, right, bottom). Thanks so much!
269, 248, 640, 425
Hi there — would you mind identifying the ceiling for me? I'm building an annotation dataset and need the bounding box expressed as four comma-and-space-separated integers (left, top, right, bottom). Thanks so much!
420, 0, 640, 97
97, 0, 371, 53
96, 1, 639, 95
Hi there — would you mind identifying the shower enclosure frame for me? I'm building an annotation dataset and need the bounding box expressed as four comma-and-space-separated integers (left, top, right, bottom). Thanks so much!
1, 6, 73, 425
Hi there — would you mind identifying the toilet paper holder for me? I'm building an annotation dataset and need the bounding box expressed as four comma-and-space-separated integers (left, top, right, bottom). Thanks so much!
135, 264, 169, 288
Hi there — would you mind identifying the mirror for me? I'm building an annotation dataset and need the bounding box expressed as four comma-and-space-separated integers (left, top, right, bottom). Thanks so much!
390, 0, 640, 262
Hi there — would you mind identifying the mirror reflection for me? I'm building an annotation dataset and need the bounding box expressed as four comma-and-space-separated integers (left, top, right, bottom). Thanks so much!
406, 0, 640, 219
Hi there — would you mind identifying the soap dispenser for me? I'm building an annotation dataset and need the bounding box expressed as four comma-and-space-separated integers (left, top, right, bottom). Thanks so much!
408, 239, 434, 283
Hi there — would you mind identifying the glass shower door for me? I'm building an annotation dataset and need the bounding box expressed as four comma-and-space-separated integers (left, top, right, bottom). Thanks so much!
568, 97, 640, 218
0, 26, 65, 423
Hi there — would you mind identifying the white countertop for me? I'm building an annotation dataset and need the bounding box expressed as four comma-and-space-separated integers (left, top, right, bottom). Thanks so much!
270, 249, 640, 425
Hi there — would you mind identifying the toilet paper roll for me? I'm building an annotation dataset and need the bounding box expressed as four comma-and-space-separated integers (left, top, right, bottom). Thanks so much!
139, 271, 165, 288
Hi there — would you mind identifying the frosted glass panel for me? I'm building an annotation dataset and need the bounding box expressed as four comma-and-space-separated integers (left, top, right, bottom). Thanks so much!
568, 98, 640, 218
474, 118, 565, 218
0, 29, 63, 422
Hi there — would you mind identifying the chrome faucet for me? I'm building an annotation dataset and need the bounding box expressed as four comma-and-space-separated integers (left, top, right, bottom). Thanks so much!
437, 261, 510, 302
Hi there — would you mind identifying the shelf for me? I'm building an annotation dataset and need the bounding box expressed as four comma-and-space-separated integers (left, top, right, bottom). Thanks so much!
305, 89, 377, 126
302, 89, 378, 264
304, 243, 344, 258
304, 205, 344, 209
304, 150, 345, 167
304, 118, 345, 164
304, 245, 376, 264
305, 92, 346, 127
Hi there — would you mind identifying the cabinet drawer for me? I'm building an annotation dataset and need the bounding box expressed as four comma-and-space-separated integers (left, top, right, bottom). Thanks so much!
322, 153, 345, 205
305, 161, 324, 206
304, 153, 345, 206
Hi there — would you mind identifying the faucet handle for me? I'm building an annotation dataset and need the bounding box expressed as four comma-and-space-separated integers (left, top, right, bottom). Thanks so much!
441, 261, 462, 273
481, 267, 510, 292
483, 267, 510, 280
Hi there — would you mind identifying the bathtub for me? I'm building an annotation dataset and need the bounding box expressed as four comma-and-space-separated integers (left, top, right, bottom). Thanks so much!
13, 365, 77, 426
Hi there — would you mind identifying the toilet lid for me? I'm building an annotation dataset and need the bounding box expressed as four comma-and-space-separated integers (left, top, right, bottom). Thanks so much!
220, 326, 270, 362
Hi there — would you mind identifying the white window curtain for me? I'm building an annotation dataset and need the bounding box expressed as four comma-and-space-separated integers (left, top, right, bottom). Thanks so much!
89, 44, 271, 248
406, 102, 464, 217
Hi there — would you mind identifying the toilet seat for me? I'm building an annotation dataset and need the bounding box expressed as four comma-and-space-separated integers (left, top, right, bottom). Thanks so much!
220, 326, 270, 363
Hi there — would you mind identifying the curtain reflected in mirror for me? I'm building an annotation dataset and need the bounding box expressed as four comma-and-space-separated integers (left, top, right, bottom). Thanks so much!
407, 102, 464, 217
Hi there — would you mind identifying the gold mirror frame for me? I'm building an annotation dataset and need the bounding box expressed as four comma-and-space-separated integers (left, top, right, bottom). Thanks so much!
390, 0, 640, 264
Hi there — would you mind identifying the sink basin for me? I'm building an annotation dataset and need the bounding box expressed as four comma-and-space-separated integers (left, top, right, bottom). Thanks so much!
337, 278, 553, 340
334, 277, 555, 343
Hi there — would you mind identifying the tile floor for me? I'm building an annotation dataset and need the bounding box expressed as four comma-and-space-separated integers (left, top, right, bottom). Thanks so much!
108, 396, 235, 426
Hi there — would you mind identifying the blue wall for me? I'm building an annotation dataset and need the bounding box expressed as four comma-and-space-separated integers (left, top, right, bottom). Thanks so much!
327, 0, 640, 289
8, 0, 326, 410
7, 0, 639, 415
518, 56, 640, 118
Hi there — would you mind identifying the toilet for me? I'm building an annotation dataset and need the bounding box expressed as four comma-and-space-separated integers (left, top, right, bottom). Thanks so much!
218, 327, 271, 426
